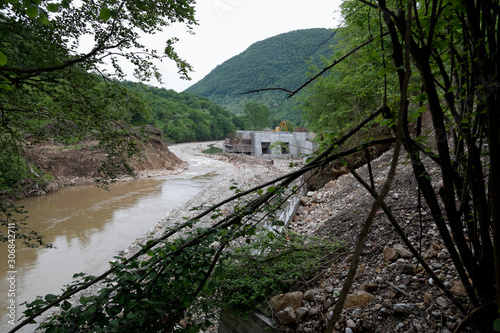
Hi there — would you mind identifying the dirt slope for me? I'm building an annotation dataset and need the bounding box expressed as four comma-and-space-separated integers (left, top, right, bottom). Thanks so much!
23, 132, 187, 195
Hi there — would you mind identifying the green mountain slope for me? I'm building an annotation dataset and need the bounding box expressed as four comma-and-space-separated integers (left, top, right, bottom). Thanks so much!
184, 28, 336, 125
122, 81, 245, 143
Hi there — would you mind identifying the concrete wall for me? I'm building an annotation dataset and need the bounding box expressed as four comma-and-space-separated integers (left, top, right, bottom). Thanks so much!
218, 311, 278, 333
224, 131, 316, 159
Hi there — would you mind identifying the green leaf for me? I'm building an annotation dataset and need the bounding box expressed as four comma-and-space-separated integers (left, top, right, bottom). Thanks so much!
61, 300, 71, 311
99, 8, 111, 21
26, 6, 38, 18
46, 3, 59, 12
44, 294, 57, 301
267, 186, 276, 193
376, 68, 388, 77
416, 106, 426, 114
494, 318, 500, 331
0, 51, 6, 65
0, 84, 12, 90
38, 12, 50, 25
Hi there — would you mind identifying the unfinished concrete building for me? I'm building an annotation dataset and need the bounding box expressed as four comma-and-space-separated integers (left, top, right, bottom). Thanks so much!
223, 130, 316, 159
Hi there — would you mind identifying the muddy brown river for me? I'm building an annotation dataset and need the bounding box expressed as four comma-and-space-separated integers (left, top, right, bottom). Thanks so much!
0, 143, 225, 332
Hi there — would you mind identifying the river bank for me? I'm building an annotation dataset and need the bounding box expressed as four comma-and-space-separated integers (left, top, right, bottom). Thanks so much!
12, 130, 187, 201
12, 140, 476, 333
18, 141, 299, 332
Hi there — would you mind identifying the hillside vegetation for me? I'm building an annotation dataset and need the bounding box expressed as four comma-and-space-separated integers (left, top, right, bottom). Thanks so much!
185, 28, 337, 124
122, 81, 245, 143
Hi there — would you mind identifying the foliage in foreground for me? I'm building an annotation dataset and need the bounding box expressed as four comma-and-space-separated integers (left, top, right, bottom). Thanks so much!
218, 230, 343, 317
18, 183, 307, 332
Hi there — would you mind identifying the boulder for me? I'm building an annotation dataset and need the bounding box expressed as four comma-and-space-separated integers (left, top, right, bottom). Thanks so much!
276, 307, 297, 325
343, 290, 375, 309
269, 292, 304, 312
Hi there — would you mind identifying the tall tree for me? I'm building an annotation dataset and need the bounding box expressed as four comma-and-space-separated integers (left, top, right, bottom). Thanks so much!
243, 102, 270, 130
321, 0, 500, 331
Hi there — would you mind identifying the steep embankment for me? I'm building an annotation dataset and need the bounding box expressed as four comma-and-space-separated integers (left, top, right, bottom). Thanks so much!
22, 130, 187, 197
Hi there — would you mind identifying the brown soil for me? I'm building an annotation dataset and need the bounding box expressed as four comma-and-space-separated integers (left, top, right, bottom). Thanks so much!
22, 132, 187, 197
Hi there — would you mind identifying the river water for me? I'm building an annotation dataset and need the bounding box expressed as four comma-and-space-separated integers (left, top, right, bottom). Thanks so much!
0, 143, 223, 332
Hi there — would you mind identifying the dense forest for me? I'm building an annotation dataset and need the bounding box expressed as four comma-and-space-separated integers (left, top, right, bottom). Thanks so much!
121, 82, 244, 143
185, 28, 337, 124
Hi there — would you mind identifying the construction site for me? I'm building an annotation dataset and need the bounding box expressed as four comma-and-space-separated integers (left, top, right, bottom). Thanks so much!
223, 123, 317, 159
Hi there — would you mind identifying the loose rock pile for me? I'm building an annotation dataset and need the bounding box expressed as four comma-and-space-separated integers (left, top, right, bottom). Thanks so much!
268, 149, 474, 332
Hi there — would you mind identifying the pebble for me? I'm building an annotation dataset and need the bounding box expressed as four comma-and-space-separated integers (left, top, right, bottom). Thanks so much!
393, 303, 415, 314
436, 296, 447, 307
402, 263, 414, 274
346, 319, 356, 329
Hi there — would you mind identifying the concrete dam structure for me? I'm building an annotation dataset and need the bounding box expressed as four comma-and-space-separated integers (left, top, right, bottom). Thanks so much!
223, 130, 317, 159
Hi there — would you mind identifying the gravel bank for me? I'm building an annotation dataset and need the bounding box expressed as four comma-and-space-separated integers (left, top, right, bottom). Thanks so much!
34, 141, 300, 330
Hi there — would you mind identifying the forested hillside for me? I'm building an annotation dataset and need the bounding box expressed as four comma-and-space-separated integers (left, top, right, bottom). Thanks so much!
122, 82, 244, 143
185, 28, 337, 124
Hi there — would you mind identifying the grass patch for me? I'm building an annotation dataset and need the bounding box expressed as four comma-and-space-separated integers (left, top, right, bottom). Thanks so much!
216, 229, 343, 318
203, 144, 223, 154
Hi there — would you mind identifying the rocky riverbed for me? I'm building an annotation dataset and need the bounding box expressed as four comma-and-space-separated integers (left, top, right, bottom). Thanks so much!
34, 141, 476, 333
269, 149, 474, 333
32, 141, 299, 330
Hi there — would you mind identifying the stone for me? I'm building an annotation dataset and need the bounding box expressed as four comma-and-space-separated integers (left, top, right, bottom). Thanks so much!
361, 283, 378, 292
343, 291, 376, 309
383, 246, 399, 262
451, 281, 467, 296
394, 244, 413, 258
324, 286, 334, 293
277, 307, 298, 325
346, 319, 357, 329
423, 292, 433, 304
436, 296, 448, 307
431, 262, 443, 269
396, 258, 406, 267
382, 299, 393, 308
437, 251, 448, 259
303, 290, 317, 302
401, 263, 414, 274
269, 292, 304, 312
393, 303, 415, 314
295, 307, 308, 320
432, 310, 442, 318
300, 197, 312, 206
307, 307, 320, 317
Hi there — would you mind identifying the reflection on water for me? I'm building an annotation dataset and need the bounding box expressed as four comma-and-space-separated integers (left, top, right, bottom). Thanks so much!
0, 170, 217, 331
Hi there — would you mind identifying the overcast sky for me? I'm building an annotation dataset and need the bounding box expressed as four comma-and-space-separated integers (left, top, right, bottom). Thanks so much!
142, 0, 344, 92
